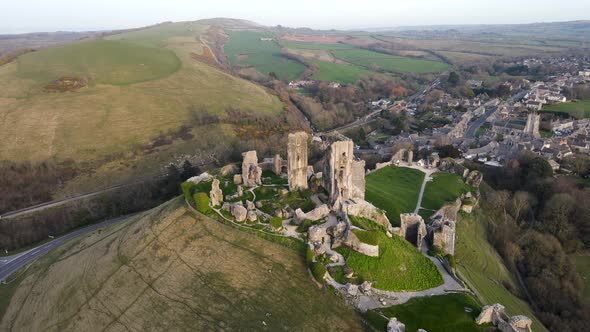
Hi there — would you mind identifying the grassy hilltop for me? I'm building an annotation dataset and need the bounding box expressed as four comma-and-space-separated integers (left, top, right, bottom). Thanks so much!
0, 198, 366, 331
0, 21, 284, 169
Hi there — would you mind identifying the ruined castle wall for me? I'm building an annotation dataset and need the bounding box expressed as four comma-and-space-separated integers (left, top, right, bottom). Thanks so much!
324, 140, 354, 209
287, 132, 309, 190
351, 160, 366, 200
242, 150, 262, 187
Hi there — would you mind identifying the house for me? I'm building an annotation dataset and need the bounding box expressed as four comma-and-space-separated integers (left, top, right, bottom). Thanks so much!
548, 159, 560, 171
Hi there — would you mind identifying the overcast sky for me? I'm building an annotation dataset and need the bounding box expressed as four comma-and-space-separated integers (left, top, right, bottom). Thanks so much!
1, 0, 588, 34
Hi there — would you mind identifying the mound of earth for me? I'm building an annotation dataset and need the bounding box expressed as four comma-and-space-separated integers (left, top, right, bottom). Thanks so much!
0, 198, 365, 331
44, 76, 87, 92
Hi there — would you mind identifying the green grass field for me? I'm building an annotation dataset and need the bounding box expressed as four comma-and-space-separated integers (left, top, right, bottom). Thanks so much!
332, 49, 449, 73
456, 212, 548, 331
16, 39, 181, 86
542, 99, 590, 119
573, 254, 590, 300
336, 231, 443, 291
366, 293, 488, 332
225, 31, 306, 80
421, 173, 472, 211
280, 40, 355, 50
365, 166, 425, 225
310, 59, 375, 83
0, 23, 284, 165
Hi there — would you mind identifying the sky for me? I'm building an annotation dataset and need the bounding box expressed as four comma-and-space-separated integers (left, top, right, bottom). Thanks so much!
1, 0, 589, 34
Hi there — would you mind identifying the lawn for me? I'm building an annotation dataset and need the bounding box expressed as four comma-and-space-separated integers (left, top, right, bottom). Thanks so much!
310, 60, 375, 84
365, 166, 425, 226
366, 293, 488, 332
421, 172, 472, 211
336, 231, 443, 291
542, 99, 590, 119
16, 39, 181, 86
225, 30, 306, 80
572, 254, 590, 300
455, 212, 548, 331
332, 49, 449, 73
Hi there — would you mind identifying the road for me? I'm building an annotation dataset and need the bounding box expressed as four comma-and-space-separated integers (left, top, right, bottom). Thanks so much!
465, 90, 528, 139
0, 214, 137, 283
465, 106, 497, 139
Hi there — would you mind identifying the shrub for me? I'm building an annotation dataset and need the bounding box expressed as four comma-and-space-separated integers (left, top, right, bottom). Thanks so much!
193, 192, 211, 214
428, 245, 444, 258
181, 182, 195, 203
306, 247, 315, 265
270, 217, 283, 230
310, 261, 327, 282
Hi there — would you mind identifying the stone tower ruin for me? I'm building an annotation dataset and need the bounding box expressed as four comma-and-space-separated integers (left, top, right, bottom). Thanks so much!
287, 131, 309, 190
324, 138, 365, 210
242, 150, 262, 187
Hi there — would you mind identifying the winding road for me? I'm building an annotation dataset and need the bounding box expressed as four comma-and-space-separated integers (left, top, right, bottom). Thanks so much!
0, 214, 137, 283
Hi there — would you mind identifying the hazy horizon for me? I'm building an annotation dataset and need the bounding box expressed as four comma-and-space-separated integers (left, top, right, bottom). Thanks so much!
1, 0, 589, 34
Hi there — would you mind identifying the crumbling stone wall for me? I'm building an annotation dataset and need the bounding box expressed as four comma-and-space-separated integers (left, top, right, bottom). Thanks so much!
242, 150, 262, 187
324, 139, 365, 210
287, 131, 309, 190
399, 213, 427, 250
209, 179, 223, 207
430, 219, 456, 255
351, 160, 366, 200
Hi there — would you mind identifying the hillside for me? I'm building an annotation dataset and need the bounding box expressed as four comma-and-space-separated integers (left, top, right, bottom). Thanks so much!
0, 20, 287, 192
0, 198, 366, 331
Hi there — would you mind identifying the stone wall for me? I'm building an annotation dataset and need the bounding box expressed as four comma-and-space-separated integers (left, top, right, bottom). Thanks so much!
242, 151, 262, 187
287, 131, 309, 190
325, 139, 355, 209
351, 160, 366, 200
343, 229, 379, 257
431, 219, 456, 255
342, 200, 392, 232
399, 213, 427, 250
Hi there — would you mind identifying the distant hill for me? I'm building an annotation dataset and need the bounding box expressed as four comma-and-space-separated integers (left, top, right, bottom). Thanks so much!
367, 20, 590, 40
0, 198, 366, 330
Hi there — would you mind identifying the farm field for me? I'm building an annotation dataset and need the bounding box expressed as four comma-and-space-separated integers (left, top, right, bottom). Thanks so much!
421, 172, 472, 211
573, 254, 590, 300
0, 198, 365, 331
310, 59, 376, 84
365, 166, 425, 225
455, 212, 548, 331
336, 231, 443, 291
0, 23, 285, 164
332, 48, 450, 73
225, 30, 306, 80
541, 99, 590, 119
280, 40, 355, 50
366, 294, 487, 332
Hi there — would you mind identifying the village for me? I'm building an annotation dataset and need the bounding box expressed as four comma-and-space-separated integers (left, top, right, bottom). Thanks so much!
349, 56, 590, 174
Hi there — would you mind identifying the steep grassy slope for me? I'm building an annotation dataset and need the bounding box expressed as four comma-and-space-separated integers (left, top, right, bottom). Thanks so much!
455, 211, 548, 331
0, 198, 366, 331
0, 22, 284, 164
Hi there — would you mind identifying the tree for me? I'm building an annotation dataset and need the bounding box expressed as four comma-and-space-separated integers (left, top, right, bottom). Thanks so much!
181, 160, 198, 180
447, 71, 460, 86
510, 191, 532, 224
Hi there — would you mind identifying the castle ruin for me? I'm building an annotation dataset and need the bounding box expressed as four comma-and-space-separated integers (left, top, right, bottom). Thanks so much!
399, 213, 427, 251
242, 151, 262, 187
324, 138, 366, 210
287, 131, 309, 190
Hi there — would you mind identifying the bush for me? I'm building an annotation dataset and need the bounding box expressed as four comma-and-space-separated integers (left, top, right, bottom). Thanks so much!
193, 192, 211, 214
428, 245, 444, 258
181, 182, 196, 203
270, 217, 283, 230
310, 261, 327, 282
306, 247, 315, 265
